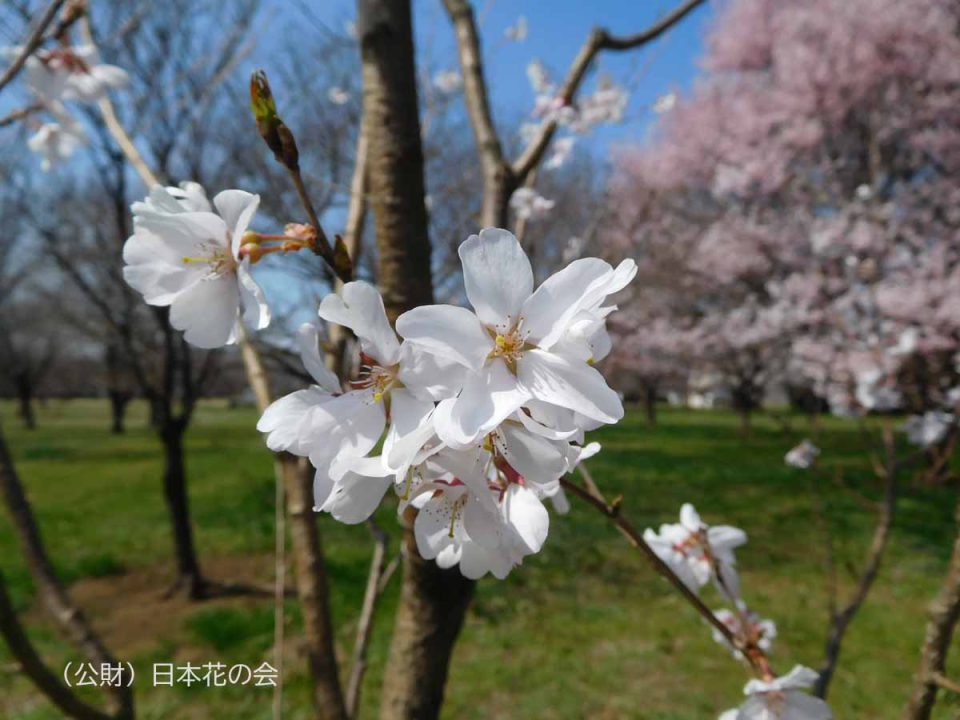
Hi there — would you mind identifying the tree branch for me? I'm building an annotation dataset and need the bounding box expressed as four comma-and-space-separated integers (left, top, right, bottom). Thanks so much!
0, 572, 116, 720
562, 465, 772, 678
511, 0, 707, 182
0, 0, 66, 95
814, 425, 897, 698
345, 519, 389, 719
904, 498, 960, 719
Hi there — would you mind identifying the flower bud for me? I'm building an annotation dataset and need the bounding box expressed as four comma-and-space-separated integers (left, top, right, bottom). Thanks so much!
250, 70, 299, 170
284, 223, 318, 246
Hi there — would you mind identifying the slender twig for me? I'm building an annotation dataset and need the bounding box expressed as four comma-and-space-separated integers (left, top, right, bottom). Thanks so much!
814, 425, 897, 698
345, 520, 390, 719
78, 17, 160, 188
512, 0, 707, 181
0, 103, 42, 127
904, 498, 960, 719
0, 572, 116, 720
0, 0, 66, 96
562, 468, 772, 677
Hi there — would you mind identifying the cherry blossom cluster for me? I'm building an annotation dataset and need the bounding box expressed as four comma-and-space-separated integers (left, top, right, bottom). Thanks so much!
3, 43, 127, 169
644, 504, 832, 719
120, 192, 635, 578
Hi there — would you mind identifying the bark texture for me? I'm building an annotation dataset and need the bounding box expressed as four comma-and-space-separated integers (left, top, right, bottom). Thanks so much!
357, 2, 477, 717
904, 501, 960, 719
160, 421, 204, 598
238, 332, 348, 720
0, 423, 133, 719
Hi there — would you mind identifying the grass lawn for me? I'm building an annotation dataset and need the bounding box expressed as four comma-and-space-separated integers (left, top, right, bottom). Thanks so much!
0, 399, 956, 719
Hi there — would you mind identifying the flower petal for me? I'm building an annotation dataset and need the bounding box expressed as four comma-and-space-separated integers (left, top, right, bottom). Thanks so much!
297, 323, 341, 392
517, 349, 623, 424
318, 281, 401, 365
433, 359, 530, 446
459, 228, 533, 327
520, 258, 610, 346
168, 275, 239, 348
396, 304, 492, 371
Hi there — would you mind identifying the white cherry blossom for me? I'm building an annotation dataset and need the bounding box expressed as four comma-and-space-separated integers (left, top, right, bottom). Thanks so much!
328, 86, 350, 105
433, 69, 462, 94
711, 606, 777, 658
902, 411, 953, 448
396, 228, 634, 446
784, 440, 819, 469
504, 15, 527, 41
731, 666, 833, 720
509, 187, 555, 221
24, 45, 127, 104
643, 503, 746, 596
545, 136, 575, 170
27, 114, 86, 170
653, 91, 677, 114
122, 184, 269, 348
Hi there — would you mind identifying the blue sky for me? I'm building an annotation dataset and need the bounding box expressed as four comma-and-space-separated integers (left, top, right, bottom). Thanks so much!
273, 0, 715, 156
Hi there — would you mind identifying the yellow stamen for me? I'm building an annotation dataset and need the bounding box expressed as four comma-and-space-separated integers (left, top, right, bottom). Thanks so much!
181, 256, 210, 264
373, 391, 383, 402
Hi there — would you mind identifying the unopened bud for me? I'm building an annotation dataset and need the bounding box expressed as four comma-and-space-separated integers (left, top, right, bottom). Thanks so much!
239, 243, 264, 262
241, 230, 262, 246
250, 70, 299, 170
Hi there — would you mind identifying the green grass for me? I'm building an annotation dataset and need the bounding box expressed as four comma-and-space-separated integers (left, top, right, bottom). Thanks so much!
0, 399, 955, 718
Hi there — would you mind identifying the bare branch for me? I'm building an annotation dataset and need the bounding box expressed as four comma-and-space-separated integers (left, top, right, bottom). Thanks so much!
0, 424, 134, 718
0, 572, 116, 720
512, 0, 707, 181
904, 499, 960, 719
346, 520, 390, 719
0, 0, 66, 95
814, 425, 897, 698
561, 465, 773, 679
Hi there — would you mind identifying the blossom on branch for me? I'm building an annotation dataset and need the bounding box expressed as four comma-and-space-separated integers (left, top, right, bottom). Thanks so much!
725, 666, 832, 720
643, 503, 746, 596
122, 183, 270, 348
509, 187, 555, 221
902, 411, 954, 448
784, 440, 819, 469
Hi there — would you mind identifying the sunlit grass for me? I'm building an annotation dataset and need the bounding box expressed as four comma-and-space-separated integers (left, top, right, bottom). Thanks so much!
0, 400, 953, 718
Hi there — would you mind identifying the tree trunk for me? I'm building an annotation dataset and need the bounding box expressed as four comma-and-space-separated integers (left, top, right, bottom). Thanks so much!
283, 455, 348, 719
160, 422, 204, 598
16, 373, 36, 430
738, 408, 751, 439
357, 2, 476, 717
904, 502, 960, 719
0, 422, 134, 719
108, 391, 131, 434
643, 383, 657, 426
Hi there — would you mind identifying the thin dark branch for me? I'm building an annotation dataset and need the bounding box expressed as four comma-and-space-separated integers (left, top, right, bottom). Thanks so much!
512, 0, 707, 181
345, 520, 389, 719
814, 425, 897, 698
0, 0, 66, 95
562, 466, 772, 678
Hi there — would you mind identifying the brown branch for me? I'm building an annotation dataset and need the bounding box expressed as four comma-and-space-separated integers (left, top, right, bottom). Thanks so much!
904, 498, 960, 719
814, 426, 897, 698
441, 0, 513, 226
0, 0, 66, 95
238, 329, 348, 720
0, 572, 116, 720
328, 116, 369, 376
0, 424, 134, 719
512, 0, 707, 182
0, 103, 42, 127
345, 519, 389, 719
561, 467, 772, 677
